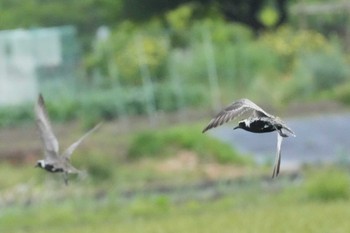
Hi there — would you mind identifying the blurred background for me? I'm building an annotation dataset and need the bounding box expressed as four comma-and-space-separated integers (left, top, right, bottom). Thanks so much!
1, 0, 350, 232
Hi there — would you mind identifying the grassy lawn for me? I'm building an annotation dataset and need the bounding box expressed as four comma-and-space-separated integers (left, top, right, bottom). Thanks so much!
1, 167, 350, 233
2, 188, 350, 233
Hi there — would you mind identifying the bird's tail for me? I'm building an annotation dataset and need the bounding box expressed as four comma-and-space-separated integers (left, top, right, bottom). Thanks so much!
63, 166, 87, 185
77, 170, 88, 180
280, 126, 296, 137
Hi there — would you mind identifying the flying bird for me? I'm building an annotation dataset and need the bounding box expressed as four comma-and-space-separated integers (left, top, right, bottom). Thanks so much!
202, 98, 295, 178
35, 94, 101, 185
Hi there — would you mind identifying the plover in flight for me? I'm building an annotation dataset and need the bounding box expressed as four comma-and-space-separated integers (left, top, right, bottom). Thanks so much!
35, 94, 101, 185
202, 98, 295, 178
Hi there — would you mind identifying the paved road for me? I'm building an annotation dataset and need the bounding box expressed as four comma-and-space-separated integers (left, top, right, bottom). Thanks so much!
207, 113, 350, 170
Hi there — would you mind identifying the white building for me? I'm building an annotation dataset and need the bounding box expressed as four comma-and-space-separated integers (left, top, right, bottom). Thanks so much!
0, 26, 78, 106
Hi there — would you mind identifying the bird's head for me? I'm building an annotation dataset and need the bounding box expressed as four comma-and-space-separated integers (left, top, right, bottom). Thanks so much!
35, 160, 45, 168
234, 120, 249, 130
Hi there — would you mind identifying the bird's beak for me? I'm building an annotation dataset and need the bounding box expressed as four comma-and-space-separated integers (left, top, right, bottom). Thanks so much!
233, 126, 239, 130
35, 164, 39, 168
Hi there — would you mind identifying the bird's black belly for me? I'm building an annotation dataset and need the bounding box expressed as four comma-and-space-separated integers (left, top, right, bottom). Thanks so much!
44, 164, 64, 173
244, 120, 276, 133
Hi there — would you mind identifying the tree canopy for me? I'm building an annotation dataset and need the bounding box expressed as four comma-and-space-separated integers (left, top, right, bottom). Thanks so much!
0, 0, 288, 33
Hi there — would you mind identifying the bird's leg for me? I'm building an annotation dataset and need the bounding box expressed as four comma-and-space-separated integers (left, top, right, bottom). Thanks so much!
63, 172, 69, 186
272, 133, 283, 178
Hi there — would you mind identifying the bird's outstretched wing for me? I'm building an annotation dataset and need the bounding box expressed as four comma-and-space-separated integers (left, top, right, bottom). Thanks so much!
202, 98, 271, 133
272, 133, 283, 178
35, 94, 59, 160
62, 123, 102, 159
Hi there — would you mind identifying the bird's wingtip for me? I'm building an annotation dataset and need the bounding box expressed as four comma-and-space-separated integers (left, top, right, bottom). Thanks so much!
271, 168, 279, 178
37, 93, 45, 106
202, 124, 211, 133
94, 122, 103, 130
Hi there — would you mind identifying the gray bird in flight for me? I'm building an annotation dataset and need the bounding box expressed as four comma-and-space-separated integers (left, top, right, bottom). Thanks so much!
35, 94, 101, 185
202, 98, 295, 178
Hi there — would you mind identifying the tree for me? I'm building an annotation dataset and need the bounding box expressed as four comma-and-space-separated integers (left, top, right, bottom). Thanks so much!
121, 0, 289, 31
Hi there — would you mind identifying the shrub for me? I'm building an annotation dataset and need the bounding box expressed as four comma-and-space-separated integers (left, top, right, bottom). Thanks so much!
165, 3, 195, 47
0, 81, 207, 128
290, 2, 348, 36
87, 21, 170, 85
259, 26, 330, 73
303, 168, 350, 201
0, 105, 33, 127
327, 83, 350, 105
46, 97, 79, 122
301, 51, 350, 91
127, 125, 249, 164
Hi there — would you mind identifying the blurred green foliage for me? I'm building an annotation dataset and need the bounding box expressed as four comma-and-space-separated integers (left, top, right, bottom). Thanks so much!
129, 196, 171, 217
2, 18, 350, 127
0, 105, 33, 127
290, 0, 350, 37
258, 6, 279, 27
303, 168, 350, 201
127, 125, 249, 164
0, 82, 206, 128
74, 151, 115, 183
4, 166, 350, 233
0, 0, 123, 50
86, 12, 350, 106
324, 83, 350, 105
2, 2, 350, 231
1, 2, 350, 127
86, 20, 170, 85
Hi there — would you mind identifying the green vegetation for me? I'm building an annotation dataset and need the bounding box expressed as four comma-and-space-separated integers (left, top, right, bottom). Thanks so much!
1, 1, 350, 127
127, 124, 248, 164
303, 167, 350, 201
1, 1, 350, 232
2, 167, 350, 233
0, 105, 34, 127
0, 122, 350, 233
2, 22, 350, 127
324, 83, 350, 105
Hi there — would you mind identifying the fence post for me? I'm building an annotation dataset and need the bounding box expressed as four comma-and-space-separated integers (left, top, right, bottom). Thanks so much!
165, 33, 187, 122
202, 28, 221, 112
136, 35, 157, 127
108, 59, 129, 128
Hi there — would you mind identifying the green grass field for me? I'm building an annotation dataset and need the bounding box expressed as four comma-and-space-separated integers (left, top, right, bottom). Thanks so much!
1, 121, 350, 233
2, 180, 350, 233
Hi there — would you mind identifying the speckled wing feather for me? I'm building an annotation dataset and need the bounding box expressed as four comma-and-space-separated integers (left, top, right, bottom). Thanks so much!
35, 94, 60, 160
202, 99, 271, 133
